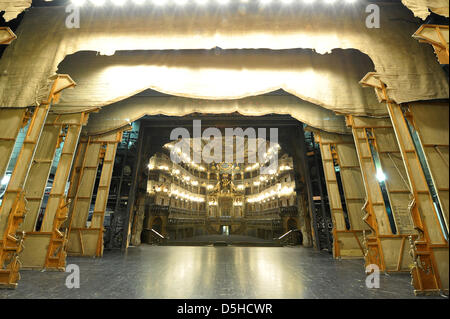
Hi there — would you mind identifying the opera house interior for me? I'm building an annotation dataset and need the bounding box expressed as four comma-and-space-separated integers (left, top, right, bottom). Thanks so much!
0, 0, 448, 302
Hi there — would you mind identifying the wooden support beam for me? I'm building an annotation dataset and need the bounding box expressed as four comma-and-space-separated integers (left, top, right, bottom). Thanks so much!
0, 75, 75, 288
314, 131, 368, 259
20, 114, 64, 233
387, 101, 448, 295
360, 72, 448, 295
0, 108, 28, 181
413, 24, 449, 64
66, 131, 123, 256
87, 131, 121, 257
0, 27, 17, 45
18, 113, 88, 270
346, 115, 416, 272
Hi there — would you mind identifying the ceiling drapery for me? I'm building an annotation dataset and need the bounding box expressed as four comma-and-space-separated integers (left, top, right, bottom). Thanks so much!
0, 0, 31, 21
55, 49, 380, 116
72, 95, 350, 136
0, 3, 447, 111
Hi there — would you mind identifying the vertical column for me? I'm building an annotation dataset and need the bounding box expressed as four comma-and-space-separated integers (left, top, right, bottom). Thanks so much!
66, 130, 122, 256
66, 137, 103, 256
361, 73, 448, 294
387, 101, 448, 294
20, 115, 64, 232
346, 115, 415, 272
0, 74, 76, 288
17, 113, 87, 270
89, 131, 121, 257
0, 108, 27, 180
315, 131, 367, 258
122, 125, 144, 250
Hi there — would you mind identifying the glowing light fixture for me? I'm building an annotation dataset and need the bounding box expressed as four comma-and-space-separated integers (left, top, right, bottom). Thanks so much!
175, 0, 188, 5
281, 0, 293, 4
1, 175, 10, 185
376, 168, 386, 182
133, 0, 145, 4
324, 0, 337, 4
217, 0, 230, 5
261, 0, 273, 5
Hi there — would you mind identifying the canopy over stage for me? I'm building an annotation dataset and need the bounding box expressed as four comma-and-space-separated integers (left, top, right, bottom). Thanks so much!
51, 48, 379, 113
0, 2, 448, 113
75, 94, 351, 136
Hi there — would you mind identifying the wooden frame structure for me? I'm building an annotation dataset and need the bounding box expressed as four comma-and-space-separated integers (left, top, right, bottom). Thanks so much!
361, 72, 448, 295
66, 131, 123, 257
314, 131, 368, 259
413, 24, 449, 64
345, 114, 416, 273
18, 113, 89, 271
0, 27, 16, 45
0, 75, 75, 288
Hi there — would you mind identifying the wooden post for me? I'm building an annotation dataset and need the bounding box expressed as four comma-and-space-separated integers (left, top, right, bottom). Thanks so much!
66, 130, 122, 256
89, 132, 122, 257
361, 72, 448, 295
315, 131, 368, 259
346, 115, 415, 272
0, 108, 28, 181
0, 75, 76, 288
17, 113, 88, 270
122, 124, 144, 251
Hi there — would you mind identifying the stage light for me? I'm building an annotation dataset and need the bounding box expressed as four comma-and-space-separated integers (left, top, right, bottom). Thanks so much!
345, 0, 357, 3
261, 0, 273, 5
281, 0, 293, 4
175, 0, 188, 5
302, 0, 315, 4
133, 0, 145, 4
196, 0, 208, 5
1, 175, 10, 186
376, 169, 386, 182
217, 0, 230, 5
324, 0, 337, 4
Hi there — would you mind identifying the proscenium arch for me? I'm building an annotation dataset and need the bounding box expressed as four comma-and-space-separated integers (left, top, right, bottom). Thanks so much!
0, 3, 447, 108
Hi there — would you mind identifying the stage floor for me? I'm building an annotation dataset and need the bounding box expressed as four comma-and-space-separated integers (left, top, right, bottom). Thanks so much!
0, 245, 445, 299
